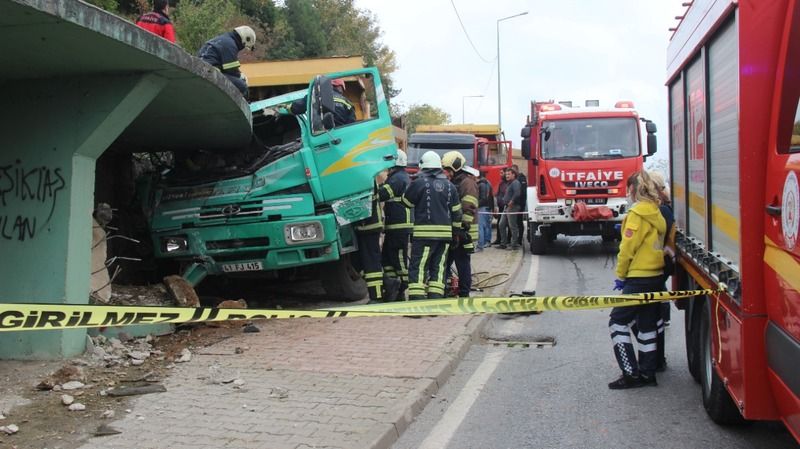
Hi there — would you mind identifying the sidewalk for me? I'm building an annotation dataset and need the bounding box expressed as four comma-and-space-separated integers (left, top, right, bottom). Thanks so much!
75, 247, 523, 449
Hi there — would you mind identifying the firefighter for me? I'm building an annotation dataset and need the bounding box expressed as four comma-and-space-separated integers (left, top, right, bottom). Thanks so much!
331, 79, 356, 126
402, 151, 462, 300
197, 26, 256, 97
441, 151, 479, 297
355, 179, 398, 304
135, 0, 176, 43
608, 170, 666, 389
378, 149, 412, 300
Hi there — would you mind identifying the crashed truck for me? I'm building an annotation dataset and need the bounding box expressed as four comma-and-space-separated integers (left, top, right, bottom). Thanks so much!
138, 68, 397, 300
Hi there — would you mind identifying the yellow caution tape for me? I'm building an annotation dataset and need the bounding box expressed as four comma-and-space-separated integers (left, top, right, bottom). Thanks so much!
0, 290, 714, 332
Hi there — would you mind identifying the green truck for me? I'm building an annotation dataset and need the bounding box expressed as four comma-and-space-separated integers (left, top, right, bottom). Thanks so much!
140, 68, 396, 300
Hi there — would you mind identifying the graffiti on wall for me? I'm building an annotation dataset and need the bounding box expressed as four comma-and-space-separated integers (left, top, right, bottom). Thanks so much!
0, 160, 66, 241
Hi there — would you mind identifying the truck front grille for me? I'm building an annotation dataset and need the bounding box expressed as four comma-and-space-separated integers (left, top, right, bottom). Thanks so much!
206, 238, 270, 250
199, 201, 265, 220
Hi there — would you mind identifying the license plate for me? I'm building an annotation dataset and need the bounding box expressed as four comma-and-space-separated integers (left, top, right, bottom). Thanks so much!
578, 198, 607, 205
222, 261, 263, 273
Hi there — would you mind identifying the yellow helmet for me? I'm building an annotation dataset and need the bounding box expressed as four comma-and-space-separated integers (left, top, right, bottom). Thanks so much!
441, 151, 467, 172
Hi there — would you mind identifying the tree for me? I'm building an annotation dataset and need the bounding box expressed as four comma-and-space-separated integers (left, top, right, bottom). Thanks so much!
402, 104, 451, 135
172, 0, 238, 54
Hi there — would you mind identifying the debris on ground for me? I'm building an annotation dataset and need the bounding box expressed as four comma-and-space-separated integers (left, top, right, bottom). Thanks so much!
163, 275, 200, 307
68, 403, 86, 412
101, 409, 115, 419
243, 324, 261, 333
269, 387, 289, 399
176, 348, 192, 363
61, 394, 75, 406
106, 384, 166, 397
0, 424, 19, 435
93, 424, 121, 436
207, 299, 248, 328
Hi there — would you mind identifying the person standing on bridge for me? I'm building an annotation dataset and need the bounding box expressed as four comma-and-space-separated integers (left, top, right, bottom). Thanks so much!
197, 26, 256, 97
135, 0, 176, 43
608, 170, 666, 389
402, 151, 462, 300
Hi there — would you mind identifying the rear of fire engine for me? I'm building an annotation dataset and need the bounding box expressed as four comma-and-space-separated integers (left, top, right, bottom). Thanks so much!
520, 100, 657, 254
667, 0, 800, 441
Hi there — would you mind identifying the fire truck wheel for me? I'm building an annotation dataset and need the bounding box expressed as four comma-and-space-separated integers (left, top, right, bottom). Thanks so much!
320, 255, 368, 301
699, 298, 747, 425
530, 232, 547, 255
685, 297, 703, 383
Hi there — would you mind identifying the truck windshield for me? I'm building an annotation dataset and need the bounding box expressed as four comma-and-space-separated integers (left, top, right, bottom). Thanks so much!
541, 118, 639, 160
407, 144, 475, 167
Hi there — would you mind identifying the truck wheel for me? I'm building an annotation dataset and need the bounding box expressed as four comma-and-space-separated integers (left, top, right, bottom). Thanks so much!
685, 298, 702, 383
530, 232, 547, 255
699, 299, 746, 424
320, 255, 367, 301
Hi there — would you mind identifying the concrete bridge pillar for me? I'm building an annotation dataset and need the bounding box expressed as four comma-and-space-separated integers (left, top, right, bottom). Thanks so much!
0, 74, 166, 359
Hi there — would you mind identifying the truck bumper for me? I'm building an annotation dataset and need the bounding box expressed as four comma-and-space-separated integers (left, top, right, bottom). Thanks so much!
527, 198, 626, 237
151, 213, 342, 275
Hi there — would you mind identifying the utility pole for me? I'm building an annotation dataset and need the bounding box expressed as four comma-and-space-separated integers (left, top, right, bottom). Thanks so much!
497, 11, 528, 131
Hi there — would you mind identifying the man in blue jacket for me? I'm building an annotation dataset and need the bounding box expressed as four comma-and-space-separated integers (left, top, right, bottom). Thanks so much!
198, 26, 256, 97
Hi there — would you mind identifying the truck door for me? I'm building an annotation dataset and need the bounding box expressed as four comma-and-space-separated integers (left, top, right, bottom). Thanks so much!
763, 14, 800, 426
477, 139, 512, 190
306, 68, 396, 203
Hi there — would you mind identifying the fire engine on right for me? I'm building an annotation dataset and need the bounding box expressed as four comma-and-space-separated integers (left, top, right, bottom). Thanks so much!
666, 0, 799, 441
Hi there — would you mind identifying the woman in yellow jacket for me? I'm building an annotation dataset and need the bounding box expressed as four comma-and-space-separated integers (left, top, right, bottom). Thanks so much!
608, 170, 666, 390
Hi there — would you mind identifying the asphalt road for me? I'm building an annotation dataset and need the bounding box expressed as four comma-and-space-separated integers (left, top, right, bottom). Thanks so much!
393, 237, 797, 449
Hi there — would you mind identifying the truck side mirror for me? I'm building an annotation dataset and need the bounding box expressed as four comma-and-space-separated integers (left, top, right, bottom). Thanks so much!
645, 121, 657, 134
521, 127, 531, 138
644, 120, 657, 157
310, 75, 336, 132
521, 138, 531, 159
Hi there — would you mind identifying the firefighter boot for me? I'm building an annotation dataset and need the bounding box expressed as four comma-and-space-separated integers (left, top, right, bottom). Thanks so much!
383, 275, 401, 302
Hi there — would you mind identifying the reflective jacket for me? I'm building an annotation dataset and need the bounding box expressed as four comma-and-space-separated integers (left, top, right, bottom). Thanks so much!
452, 171, 479, 243
402, 169, 462, 240
333, 91, 356, 126
197, 31, 247, 94
616, 200, 667, 279
136, 11, 176, 43
355, 183, 384, 233
378, 168, 412, 233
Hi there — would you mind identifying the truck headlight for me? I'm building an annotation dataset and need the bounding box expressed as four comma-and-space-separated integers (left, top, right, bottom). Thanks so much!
284, 222, 323, 244
162, 236, 188, 253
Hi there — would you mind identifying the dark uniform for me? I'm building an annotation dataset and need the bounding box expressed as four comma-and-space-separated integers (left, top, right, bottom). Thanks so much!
379, 167, 413, 298
447, 171, 479, 297
354, 183, 385, 303
333, 91, 356, 126
402, 169, 462, 300
198, 31, 248, 96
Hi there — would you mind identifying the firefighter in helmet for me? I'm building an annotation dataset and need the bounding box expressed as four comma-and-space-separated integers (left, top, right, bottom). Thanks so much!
401, 151, 462, 300
198, 26, 256, 97
441, 151, 479, 297
378, 149, 412, 300
331, 79, 356, 126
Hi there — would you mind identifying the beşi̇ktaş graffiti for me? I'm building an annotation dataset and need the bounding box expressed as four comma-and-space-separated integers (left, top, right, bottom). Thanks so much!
0, 160, 66, 241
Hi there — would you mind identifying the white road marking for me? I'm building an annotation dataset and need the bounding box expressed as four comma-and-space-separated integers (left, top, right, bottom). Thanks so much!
417, 349, 507, 449
523, 254, 540, 294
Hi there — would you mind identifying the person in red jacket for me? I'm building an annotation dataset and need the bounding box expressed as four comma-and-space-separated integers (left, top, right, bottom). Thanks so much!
136, 0, 176, 43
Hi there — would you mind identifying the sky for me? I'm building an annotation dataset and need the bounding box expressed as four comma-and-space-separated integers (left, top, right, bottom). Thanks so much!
353, 0, 688, 166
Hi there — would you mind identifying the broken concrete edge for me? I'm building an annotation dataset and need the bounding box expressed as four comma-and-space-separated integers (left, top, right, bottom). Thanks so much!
362, 314, 490, 449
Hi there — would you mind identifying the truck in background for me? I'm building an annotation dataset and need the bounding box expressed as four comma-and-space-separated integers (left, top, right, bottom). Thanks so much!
666, 0, 799, 441
519, 100, 657, 254
412, 124, 512, 189
139, 68, 397, 300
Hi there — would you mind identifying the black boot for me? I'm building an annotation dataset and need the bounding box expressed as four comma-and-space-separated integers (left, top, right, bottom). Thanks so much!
608, 374, 657, 390
383, 276, 401, 302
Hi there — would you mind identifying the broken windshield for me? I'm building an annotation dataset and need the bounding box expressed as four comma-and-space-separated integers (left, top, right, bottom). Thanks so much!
542, 117, 639, 160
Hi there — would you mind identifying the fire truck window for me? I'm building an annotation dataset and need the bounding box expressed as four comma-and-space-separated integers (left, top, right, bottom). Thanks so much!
478, 143, 489, 165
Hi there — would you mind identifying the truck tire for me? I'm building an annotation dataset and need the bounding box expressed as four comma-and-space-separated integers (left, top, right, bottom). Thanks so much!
530, 232, 547, 255
685, 298, 703, 383
320, 255, 368, 301
699, 299, 746, 424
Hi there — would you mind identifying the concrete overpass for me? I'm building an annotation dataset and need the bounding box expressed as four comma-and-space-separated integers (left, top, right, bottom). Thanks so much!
0, 0, 252, 358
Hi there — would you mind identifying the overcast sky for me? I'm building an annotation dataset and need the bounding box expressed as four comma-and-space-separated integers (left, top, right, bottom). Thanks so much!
354, 0, 687, 163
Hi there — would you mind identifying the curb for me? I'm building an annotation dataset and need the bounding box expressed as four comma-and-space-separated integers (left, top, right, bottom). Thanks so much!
362, 315, 490, 449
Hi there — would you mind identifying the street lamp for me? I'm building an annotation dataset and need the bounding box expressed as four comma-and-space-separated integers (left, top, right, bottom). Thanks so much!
497, 11, 528, 131
462, 95, 484, 124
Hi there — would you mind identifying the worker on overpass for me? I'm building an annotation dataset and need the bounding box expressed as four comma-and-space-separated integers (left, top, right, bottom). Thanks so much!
135, 0, 176, 43
197, 26, 256, 97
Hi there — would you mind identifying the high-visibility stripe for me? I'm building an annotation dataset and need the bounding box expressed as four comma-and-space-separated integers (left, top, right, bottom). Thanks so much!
463, 195, 479, 207
451, 204, 462, 212
357, 223, 384, 231
415, 246, 431, 288
413, 232, 452, 238
431, 243, 449, 288
381, 184, 394, 197
366, 281, 382, 288
386, 223, 414, 230
401, 197, 414, 208
364, 272, 383, 280
334, 97, 353, 109
463, 214, 474, 222
221, 60, 240, 70
415, 225, 452, 231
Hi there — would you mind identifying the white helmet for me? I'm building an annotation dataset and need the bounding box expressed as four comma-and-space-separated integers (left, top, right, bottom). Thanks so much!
419, 151, 442, 169
235, 26, 256, 51
395, 149, 407, 167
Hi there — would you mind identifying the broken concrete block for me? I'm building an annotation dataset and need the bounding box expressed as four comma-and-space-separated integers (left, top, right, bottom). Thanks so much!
163, 275, 200, 307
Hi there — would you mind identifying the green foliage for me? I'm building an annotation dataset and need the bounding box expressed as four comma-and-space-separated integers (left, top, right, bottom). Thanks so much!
173, 0, 238, 54
85, 0, 120, 13
402, 104, 451, 135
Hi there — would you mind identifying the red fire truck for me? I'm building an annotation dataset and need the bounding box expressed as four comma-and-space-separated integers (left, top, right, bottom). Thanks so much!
410, 124, 512, 189
520, 100, 657, 254
667, 0, 800, 441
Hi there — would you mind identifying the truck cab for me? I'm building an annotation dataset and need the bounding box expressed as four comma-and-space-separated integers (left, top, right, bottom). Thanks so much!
521, 100, 657, 254
141, 68, 396, 300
